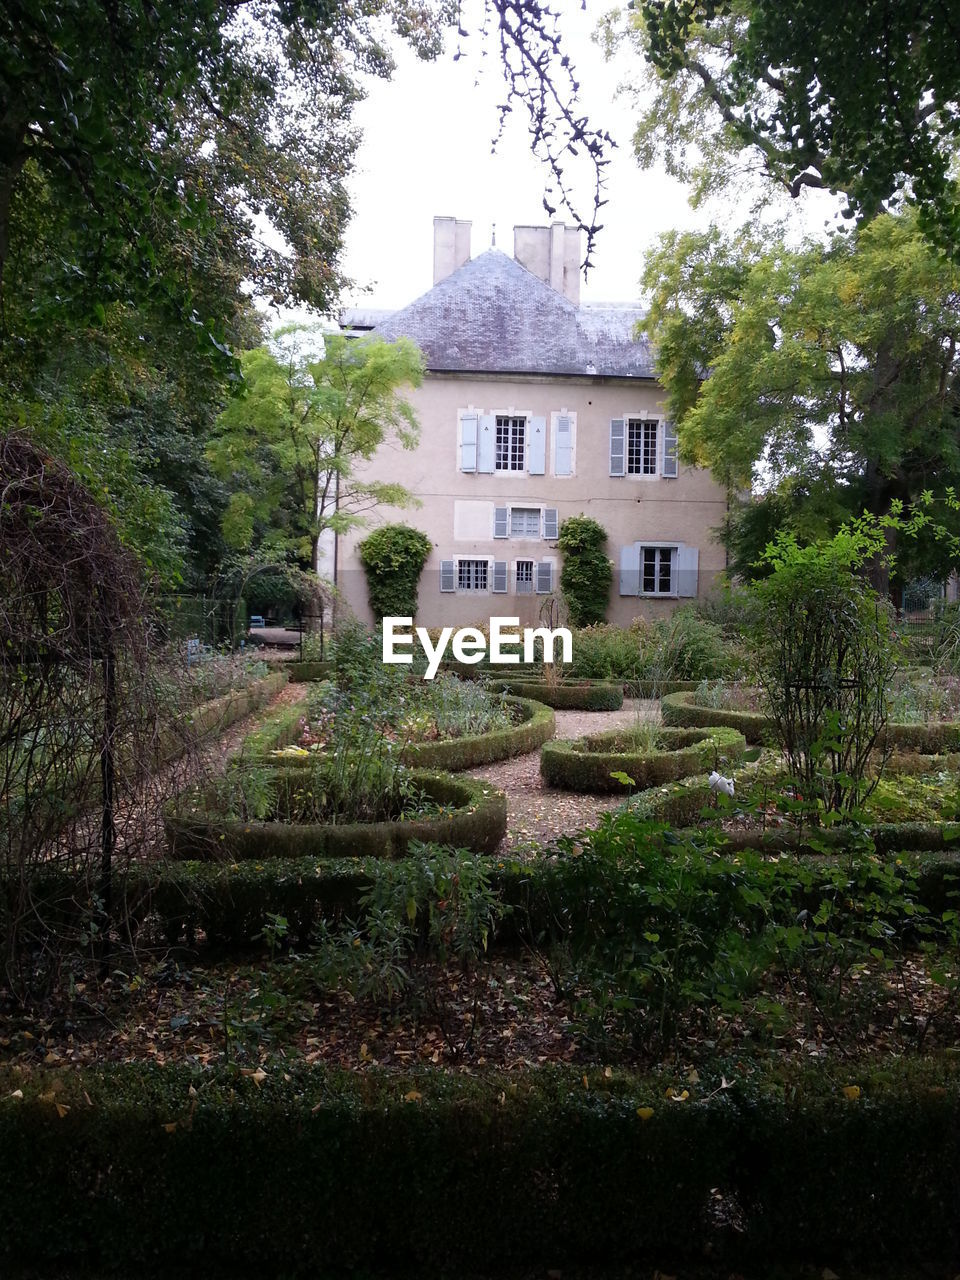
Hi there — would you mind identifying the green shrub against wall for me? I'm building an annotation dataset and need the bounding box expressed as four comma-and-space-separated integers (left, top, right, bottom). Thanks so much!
358, 524, 432, 621
557, 515, 611, 625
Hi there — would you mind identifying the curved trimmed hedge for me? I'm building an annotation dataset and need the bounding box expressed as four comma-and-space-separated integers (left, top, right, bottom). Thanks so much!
164, 769, 506, 861
661, 690, 773, 743
487, 679, 624, 711
630, 776, 960, 856
540, 726, 747, 793
400, 696, 555, 770
663, 689, 960, 755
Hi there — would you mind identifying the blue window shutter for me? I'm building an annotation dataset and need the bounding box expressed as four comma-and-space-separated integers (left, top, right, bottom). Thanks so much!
535, 561, 553, 594
555, 415, 573, 475
543, 508, 559, 540
677, 544, 699, 597
528, 415, 546, 474
459, 415, 478, 472
440, 560, 455, 592
610, 419, 625, 476
619, 544, 640, 595
662, 421, 678, 477
492, 561, 508, 593
477, 414, 496, 473
493, 506, 508, 538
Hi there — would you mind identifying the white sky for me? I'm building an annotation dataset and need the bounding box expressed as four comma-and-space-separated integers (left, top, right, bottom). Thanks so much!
330, 0, 843, 314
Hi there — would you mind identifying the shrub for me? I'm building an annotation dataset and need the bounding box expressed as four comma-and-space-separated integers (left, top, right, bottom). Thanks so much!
557, 515, 612, 625
487, 679, 623, 710
358, 524, 432, 621
748, 527, 900, 815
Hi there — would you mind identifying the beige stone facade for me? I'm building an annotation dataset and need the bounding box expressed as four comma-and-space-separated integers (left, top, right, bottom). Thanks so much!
335, 220, 729, 629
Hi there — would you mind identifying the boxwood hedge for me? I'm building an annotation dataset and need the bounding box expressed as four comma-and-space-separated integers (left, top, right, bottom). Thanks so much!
661, 690, 773, 742
540, 725, 747, 793
486, 678, 623, 710
400, 696, 555, 770
282, 659, 333, 682
164, 770, 506, 862
1, 1060, 959, 1274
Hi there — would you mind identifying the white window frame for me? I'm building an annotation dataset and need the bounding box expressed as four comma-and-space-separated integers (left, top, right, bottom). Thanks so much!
514, 559, 535, 594
495, 414, 527, 473
509, 506, 542, 538
551, 410, 577, 477
638, 543, 678, 597
626, 418, 659, 477
456, 557, 492, 593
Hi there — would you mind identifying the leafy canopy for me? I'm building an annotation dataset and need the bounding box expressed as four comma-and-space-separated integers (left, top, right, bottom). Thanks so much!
627, 0, 960, 254
208, 332, 424, 571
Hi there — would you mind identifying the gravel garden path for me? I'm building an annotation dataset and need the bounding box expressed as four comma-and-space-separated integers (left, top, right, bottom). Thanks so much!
467, 697, 659, 855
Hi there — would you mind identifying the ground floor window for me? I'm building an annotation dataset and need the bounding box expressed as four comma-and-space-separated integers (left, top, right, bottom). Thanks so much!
515, 560, 534, 593
641, 545, 674, 595
457, 559, 488, 592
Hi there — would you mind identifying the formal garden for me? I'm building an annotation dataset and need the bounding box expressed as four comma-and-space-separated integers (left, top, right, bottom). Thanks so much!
3, 479, 960, 1275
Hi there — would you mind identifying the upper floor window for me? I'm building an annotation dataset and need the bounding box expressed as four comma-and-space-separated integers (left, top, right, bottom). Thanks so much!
496, 416, 526, 471
627, 419, 658, 476
510, 506, 541, 537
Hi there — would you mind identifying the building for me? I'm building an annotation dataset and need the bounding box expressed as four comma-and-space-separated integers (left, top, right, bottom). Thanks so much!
335, 216, 728, 628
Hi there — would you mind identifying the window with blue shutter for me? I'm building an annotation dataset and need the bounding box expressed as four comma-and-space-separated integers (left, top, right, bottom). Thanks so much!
440, 560, 455, 592
555, 415, 573, 475
492, 561, 508, 593
619, 545, 640, 595
459, 415, 478, 472
493, 506, 508, 538
477, 414, 496, 473
535, 561, 553, 594
662, 421, 678, 478
543, 508, 559, 540
610, 419, 625, 476
528, 416, 546, 474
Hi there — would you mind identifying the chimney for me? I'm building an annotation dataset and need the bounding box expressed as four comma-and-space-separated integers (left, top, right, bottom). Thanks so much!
433, 216, 472, 284
513, 221, 581, 304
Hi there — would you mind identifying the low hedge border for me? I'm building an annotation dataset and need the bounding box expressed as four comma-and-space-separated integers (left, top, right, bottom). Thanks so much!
164, 770, 506, 862
485, 678, 624, 711
661, 690, 773, 742
622, 678, 700, 698
281, 659, 333, 682
540, 726, 747, 793
2, 1059, 960, 1273
662, 690, 960, 755
400, 696, 555, 770
629, 775, 960, 856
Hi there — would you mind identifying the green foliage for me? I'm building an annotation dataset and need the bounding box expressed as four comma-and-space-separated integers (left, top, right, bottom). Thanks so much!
208, 334, 424, 572
569, 609, 735, 684
540, 725, 746, 794
642, 213, 960, 587
557, 515, 611, 626
630, 0, 960, 255
487, 679, 624, 710
358, 524, 432, 621
748, 525, 901, 814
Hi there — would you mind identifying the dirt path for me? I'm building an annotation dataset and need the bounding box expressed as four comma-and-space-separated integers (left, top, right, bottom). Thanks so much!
467, 698, 659, 855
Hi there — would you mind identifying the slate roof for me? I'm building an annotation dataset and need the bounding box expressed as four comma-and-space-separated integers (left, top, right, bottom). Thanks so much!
365, 249, 655, 380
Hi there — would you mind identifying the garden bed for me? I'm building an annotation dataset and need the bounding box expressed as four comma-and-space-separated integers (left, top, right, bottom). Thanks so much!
281, 659, 333, 682
661, 689, 773, 742
164, 769, 506, 861
486, 678, 623, 711
540, 725, 746, 793
399, 696, 555, 770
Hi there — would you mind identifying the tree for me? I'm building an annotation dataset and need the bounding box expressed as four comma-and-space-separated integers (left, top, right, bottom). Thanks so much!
208, 333, 424, 576
642, 211, 960, 590
625, 0, 960, 254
